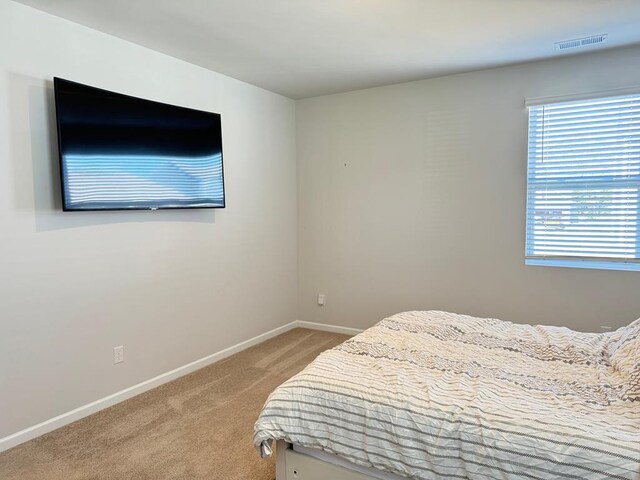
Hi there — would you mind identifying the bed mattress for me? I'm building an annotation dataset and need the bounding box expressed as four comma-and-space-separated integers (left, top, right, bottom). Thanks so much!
254, 310, 640, 480
292, 444, 404, 480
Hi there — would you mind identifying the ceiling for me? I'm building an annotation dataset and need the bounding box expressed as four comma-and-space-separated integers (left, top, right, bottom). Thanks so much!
13, 0, 640, 99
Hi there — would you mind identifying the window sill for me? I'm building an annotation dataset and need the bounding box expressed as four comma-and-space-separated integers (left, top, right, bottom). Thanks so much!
525, 258, 640, 272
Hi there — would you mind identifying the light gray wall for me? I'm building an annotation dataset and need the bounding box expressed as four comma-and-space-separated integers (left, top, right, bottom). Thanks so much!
0, 0, 297, 438
297, 45, 640, 332
5, 0, 640, 445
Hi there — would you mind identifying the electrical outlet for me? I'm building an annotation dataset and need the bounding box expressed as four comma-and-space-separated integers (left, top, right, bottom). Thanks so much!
317, 294, 325, 306
113, 345, 124, 364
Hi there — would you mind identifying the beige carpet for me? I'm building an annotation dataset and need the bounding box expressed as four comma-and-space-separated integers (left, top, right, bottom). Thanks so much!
0, 328, 349, 480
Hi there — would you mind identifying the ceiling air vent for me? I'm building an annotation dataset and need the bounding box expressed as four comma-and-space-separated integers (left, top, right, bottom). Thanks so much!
555, 34, 607, 51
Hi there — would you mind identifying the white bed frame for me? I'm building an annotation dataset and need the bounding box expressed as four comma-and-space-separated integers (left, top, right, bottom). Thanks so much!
275, 441, 378, 480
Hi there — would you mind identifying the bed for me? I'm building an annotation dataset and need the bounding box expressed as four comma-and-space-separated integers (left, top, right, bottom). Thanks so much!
254, 311, 640, 480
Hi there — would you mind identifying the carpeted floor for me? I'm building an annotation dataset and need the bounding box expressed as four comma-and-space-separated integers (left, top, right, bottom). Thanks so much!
0, 328, 349, 480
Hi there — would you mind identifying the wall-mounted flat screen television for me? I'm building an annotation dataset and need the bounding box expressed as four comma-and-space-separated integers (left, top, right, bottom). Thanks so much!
53, 77, 225, 211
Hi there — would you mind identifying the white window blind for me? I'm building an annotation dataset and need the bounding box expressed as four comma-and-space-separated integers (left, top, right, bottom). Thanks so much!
526, 93, 640, 271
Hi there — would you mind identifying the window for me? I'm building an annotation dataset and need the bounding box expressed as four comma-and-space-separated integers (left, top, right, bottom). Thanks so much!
526, 92, 640, 271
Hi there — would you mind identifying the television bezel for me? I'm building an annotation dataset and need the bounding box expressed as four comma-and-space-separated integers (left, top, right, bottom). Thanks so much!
53, 77, 226, 212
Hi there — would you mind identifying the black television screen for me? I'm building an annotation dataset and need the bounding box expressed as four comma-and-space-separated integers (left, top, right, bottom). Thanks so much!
53, 78, 225, 211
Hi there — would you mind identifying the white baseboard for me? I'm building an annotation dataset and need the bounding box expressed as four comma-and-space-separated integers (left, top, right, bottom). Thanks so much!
0, 319, 362, 453
0, 321, 299, 453
293, 320, 364, 336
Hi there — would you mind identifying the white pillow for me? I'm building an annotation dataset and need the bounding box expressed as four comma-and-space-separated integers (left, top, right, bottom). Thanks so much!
606, 318, 640, 401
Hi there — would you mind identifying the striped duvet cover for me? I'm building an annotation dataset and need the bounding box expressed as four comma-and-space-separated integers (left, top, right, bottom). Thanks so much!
254, 311, 640, 480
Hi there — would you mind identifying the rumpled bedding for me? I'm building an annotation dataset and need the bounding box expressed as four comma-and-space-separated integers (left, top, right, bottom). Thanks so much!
254, 311, 640, 480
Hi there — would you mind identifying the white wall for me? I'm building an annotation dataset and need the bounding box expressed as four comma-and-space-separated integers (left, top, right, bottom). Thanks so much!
5, 0, 640, 446
297, 45, 640, 333
0, 0, 297, 439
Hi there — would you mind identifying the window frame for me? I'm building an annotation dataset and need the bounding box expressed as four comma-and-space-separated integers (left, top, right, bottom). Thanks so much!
524, 90, 640, 272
